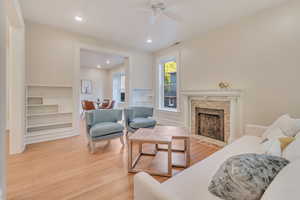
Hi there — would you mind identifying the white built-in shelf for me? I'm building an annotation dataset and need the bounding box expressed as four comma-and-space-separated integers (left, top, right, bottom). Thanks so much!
27, 122, 72, 129
28, 96, 43, 98
27, 84, 72, 88
27, 112, 72, 117
27, 127, 74, 137
25, 85, 74, 144
27, 104, 59, 107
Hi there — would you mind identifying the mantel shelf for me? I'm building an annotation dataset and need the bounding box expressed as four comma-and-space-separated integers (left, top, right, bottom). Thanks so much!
181, 89, 242, 97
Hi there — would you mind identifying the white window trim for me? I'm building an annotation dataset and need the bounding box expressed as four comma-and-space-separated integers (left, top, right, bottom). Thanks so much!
156, 51, 181, 113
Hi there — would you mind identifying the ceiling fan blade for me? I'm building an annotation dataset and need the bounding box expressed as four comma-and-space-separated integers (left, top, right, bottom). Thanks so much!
136, 7, 152, 13
162, 11, 181, 23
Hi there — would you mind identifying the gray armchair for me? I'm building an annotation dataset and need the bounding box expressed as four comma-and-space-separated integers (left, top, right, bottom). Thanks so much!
85, 109, 124, 153
124, 106, 156, 133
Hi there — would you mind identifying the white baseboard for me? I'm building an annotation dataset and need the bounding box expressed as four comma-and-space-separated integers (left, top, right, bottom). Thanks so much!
25, 128, 79, 144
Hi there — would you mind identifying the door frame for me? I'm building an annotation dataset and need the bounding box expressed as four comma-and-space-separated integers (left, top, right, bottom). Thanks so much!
73, 43, 131, 132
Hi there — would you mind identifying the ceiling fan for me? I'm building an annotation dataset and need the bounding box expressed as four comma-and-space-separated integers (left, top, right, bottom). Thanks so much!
138, 0, 180, 25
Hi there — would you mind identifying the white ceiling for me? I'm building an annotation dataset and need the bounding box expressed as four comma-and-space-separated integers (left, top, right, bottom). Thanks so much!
20, 0, 289, 52
80, 49, 125, 69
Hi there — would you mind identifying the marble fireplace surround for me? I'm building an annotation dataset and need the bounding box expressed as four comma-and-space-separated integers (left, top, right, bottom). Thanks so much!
182, 89, 243, 145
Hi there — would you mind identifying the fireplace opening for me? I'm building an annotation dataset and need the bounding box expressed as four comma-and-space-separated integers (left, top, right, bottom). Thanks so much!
196, 108, 225, 142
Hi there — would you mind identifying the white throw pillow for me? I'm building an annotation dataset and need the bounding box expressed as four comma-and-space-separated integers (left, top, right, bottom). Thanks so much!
262, 138, 283, 157
282, 137, 300, 162
262, 114, 300, 140
261, 159, 300, 200
262, 127, 285, 141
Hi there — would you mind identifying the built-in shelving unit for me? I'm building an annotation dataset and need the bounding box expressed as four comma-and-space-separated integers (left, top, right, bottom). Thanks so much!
132, 88, 153, 106
25, 85, 76, 144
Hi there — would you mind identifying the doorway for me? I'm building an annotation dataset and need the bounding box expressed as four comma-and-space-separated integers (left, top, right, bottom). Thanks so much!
78, 48, 130, 118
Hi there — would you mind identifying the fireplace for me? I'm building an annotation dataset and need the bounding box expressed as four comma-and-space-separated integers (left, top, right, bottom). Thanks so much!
195, 108, 225, 142
182, 90, 242, 145
190, 99, 231, 144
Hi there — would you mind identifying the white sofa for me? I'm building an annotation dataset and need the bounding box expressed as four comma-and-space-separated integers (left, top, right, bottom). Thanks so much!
134, 125, 268, 200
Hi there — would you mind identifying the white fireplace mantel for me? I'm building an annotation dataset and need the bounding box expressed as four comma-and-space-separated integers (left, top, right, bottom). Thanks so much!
181, 89, 243, 144
181, 89, 242, 98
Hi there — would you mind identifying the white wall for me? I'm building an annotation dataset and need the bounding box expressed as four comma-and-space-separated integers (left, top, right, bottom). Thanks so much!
26, 21, 154, 95
26, 22, 154, 135
155, 0, 300, 128
80, 67, 110, 111
0, 0, 6, 198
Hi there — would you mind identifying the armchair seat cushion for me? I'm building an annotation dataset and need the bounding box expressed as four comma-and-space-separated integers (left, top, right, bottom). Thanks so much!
90, 122, 124, 138
129, 118, 156, 129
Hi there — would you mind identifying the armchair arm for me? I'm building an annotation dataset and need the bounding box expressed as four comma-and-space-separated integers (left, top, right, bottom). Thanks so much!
245, 124, 268, 137
134, 172, 180, 200
124, 109, 133, 128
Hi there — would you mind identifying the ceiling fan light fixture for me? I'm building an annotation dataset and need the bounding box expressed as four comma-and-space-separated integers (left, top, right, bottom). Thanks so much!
146, 38, 153, 43
75, 16, 83, 22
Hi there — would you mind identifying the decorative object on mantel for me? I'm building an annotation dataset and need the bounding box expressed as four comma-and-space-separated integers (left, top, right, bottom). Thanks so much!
218, 81, 231, 89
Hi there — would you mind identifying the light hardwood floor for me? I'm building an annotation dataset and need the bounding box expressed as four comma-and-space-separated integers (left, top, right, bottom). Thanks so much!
7, 122, 220, 200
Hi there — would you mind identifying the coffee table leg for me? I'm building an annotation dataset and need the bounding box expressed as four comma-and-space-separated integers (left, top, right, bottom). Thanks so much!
128, 140, 133, 172
168, 143, 172, 176
139, 143, 142, 154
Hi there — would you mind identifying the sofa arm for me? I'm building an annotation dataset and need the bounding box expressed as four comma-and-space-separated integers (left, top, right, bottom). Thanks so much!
134, 172, 180, 200
245, 124, 268, 137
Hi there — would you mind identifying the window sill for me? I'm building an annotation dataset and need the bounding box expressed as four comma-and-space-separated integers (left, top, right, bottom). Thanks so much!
157, 108, 180, 113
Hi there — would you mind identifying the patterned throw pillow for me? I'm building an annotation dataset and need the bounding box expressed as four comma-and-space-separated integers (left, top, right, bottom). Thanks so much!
208, 154, 289, 200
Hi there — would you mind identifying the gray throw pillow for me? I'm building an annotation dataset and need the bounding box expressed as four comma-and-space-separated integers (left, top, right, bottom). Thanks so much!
208, 153, 289, 200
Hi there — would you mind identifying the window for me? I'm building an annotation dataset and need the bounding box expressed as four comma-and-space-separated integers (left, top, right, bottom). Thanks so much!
120, 73, 125, 102
113, 73, 126, 103
159, 57, 178, 111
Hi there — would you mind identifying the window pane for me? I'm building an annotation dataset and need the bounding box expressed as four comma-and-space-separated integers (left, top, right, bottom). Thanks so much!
163, 61, 177, 109
120, 74, 125, 102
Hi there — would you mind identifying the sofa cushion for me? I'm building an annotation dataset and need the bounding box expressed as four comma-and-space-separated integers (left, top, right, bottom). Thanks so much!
161, 136, 264, 200
262, 114, 300, 140
208, 154, 289, 200
129, 118, 156, 129
261, 159, 300, 200
262, 138, 282, 157
90, 122, 124, 138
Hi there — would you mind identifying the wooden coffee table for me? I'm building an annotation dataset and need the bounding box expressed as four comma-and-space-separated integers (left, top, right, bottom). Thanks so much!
128, 126, 190, 177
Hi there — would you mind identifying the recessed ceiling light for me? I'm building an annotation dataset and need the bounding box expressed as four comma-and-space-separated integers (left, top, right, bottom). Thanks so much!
146, 39, 153, 43
106, 60, 110, 64
75, 16, 83, 22
97, 65, 101, 69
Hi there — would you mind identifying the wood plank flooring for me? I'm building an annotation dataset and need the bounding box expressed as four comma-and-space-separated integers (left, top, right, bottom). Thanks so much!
7, 122, 220, 200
